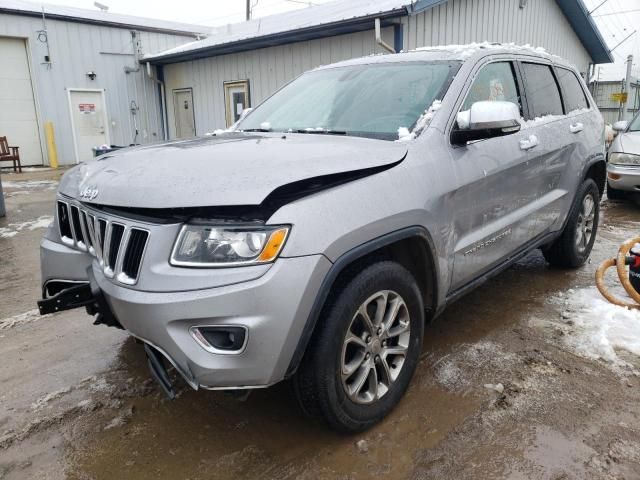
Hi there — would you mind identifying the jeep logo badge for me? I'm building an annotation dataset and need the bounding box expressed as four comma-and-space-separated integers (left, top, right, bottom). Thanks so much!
79, 185, 99, 201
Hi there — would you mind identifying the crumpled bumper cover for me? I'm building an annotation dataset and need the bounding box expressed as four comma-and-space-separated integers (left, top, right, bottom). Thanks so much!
40, 229, 332, 390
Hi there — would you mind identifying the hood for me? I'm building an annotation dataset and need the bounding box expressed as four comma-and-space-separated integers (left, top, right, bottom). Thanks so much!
615, 130, 640, 154
59, 133, 407, 209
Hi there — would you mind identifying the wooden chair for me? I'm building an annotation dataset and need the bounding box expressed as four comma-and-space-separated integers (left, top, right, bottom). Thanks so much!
0, 136, 22, 173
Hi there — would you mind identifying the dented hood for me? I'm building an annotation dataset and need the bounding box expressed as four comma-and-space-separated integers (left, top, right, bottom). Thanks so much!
59, 133, 407, 209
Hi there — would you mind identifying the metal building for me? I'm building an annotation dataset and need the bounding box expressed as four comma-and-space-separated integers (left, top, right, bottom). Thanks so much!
143, 0, 613, 139
590, 77, 639, 124
0, 0, 207, 166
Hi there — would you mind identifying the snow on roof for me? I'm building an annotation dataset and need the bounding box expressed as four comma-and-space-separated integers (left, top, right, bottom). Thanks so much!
0, 0, 210, 35
144, 0, 425, 61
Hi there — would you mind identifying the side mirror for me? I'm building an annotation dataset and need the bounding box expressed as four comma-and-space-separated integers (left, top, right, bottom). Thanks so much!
451, 101, 521, 145
612, 120, 628, 132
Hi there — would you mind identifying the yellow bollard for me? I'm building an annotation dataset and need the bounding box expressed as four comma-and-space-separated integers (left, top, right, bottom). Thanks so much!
44, 121, 58, 169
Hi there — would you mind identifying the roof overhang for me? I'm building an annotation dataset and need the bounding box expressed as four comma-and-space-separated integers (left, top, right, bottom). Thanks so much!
0, 5, 206, 36
144, 0, 612, 66
555, 0, 613, 64
146, 10, 407, 65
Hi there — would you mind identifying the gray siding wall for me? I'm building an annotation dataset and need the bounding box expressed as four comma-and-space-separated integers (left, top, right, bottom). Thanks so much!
404, 0, 592, 74
0, 13, 197, 165
163, 0, 595, 138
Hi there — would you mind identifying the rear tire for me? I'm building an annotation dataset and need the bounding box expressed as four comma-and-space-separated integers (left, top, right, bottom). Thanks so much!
607, 181, 626, 201
293, 261, 424, 433
543, 178, 600, 268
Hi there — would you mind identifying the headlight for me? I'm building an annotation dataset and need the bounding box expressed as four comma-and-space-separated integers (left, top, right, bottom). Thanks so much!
170, 224, 289, 267
609, 152, 640, 166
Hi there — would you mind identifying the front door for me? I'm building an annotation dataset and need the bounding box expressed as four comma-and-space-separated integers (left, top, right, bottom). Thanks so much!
448, 60, 539, 290
69, 89, 108, 163
173, 88, 196, 138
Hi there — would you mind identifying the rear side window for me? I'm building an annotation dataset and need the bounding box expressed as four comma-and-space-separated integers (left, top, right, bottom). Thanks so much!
462, 62, 522, 114
556, 67, 589, 112
521, 63, 563, 118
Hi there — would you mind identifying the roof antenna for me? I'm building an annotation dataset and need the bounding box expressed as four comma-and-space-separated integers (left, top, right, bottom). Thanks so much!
94, 2, 109, 12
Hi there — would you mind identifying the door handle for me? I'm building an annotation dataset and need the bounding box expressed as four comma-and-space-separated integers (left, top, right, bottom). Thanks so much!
519, 134, 539, 151
569, 122, 584, 133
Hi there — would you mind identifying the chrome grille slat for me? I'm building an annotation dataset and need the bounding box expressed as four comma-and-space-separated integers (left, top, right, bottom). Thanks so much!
56, 200, 149, 285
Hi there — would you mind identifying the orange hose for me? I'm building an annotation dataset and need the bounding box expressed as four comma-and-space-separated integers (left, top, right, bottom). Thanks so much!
595, 236, 640, 309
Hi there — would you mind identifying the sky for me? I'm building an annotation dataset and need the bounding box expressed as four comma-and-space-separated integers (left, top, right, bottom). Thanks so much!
38, 0, 639, 81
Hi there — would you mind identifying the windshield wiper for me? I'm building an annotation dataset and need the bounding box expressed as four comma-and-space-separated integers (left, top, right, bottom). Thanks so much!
291, 128, 347, 135
241, 128, 272, 132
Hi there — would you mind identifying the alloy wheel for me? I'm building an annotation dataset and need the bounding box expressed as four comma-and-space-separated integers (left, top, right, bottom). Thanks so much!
340, 290, 411, 404
575, 193, 596, 254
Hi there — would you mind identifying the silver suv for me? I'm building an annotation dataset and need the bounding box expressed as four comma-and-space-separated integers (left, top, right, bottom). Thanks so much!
38, 45, 606, 432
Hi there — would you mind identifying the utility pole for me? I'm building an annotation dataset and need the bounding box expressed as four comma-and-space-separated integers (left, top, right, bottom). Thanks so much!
622, 54, 633, 121
246, 0, 251, 20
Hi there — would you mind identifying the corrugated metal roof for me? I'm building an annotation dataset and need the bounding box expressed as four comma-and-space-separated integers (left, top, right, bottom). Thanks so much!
144, 0, 443, 63
143, 0, 612, 65
0, 0, 210, 35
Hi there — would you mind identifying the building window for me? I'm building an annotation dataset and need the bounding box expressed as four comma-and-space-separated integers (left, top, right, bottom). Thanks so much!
224, 80, 250, 127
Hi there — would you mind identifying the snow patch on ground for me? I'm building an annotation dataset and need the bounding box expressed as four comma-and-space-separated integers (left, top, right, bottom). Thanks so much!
0, 215, 53, 238
0, 309, 50, 330
1, 180, 58, 190
548, 288, 640, 371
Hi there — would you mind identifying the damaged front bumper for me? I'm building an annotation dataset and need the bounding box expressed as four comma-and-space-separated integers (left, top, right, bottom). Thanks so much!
38, 233, 331, 397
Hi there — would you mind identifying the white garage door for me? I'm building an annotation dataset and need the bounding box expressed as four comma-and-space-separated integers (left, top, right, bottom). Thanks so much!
0, 37, 43, 167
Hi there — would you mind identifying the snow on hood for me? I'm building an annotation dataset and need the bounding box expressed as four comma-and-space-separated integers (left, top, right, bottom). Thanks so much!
58, 133, 407, 209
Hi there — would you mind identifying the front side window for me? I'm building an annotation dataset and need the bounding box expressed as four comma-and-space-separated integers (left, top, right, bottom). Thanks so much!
237, 62, 460, 141
556, 67, 589, 112
521, 63, 564, 118
462, 61, 522, 114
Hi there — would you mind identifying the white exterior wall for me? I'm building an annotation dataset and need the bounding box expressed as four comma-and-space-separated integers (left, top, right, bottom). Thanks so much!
162, 0, 595, 138
0, 13, 197, 165
404, 0, 592, 74
163, 27, 395, 138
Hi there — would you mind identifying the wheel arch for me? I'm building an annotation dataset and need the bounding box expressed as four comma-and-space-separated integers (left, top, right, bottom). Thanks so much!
582, 155, 606, 198
285, 226, 439, 378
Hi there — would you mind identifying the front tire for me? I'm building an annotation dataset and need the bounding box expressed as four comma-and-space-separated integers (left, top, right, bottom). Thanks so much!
543, 178, 600, 268
293, 261, 424, 433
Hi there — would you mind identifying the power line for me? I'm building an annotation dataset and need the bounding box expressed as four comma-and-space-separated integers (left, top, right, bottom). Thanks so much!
594, 8, 640, 17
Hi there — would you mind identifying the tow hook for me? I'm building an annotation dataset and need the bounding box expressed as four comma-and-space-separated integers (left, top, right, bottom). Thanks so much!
37, 267, 124, 329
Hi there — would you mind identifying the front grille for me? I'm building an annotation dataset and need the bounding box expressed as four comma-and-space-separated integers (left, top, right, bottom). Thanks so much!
122, 229, 149, 280
56, 200, 149, 285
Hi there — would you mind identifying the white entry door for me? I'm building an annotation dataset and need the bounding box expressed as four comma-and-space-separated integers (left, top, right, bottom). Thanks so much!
173, 88, 196, 138
68, 89, 109, 163
0, 37, 43, 166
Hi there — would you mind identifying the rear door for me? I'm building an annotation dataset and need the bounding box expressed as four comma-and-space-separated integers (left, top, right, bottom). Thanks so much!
517, 61, 572, 233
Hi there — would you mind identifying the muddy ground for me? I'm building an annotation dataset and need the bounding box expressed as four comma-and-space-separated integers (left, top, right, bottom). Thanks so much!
1, 168, 640, 480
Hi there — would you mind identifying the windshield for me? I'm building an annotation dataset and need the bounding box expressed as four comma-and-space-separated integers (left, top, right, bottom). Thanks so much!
630, 112, 640, 132
236, 61, 460, 141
